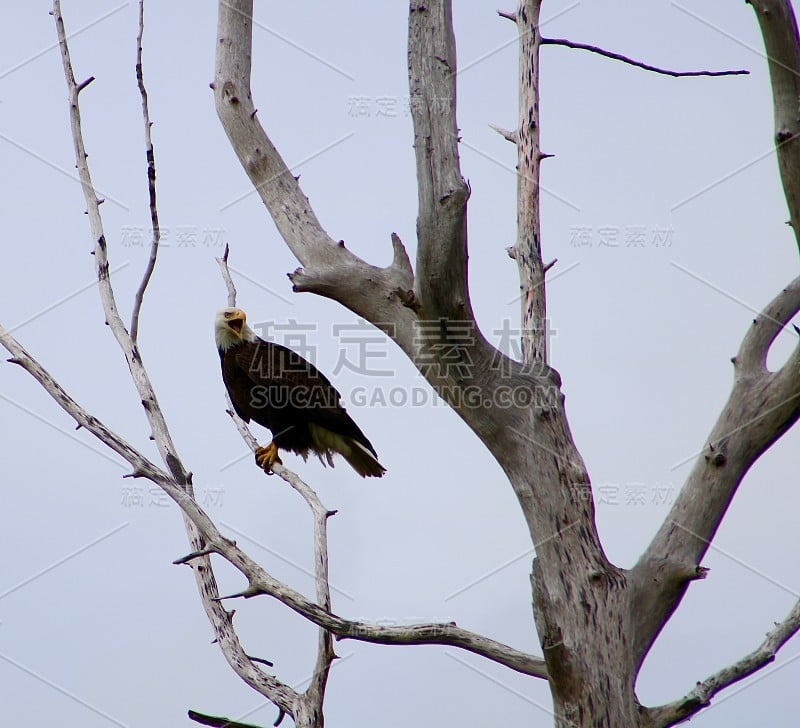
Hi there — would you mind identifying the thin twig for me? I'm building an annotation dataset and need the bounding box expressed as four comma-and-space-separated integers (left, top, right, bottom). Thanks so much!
648, 598, 800, 727
130, 0, 161, 343
217, 243, 238, 307
541, 37, 749, 77
489, 123, 518, 144
188, 709, 266, 728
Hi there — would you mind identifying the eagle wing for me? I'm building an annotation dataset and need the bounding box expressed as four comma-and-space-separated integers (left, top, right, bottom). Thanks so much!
234, 338, 379, 457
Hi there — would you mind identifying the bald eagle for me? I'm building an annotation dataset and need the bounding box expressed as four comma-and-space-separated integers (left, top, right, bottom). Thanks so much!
215, 308, 386, 478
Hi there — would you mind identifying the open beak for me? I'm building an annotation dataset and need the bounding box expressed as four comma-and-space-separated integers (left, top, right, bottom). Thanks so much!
228, 310, 245, 335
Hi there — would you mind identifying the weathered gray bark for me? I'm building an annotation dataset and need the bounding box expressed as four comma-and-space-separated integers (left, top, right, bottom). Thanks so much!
2, 1, 799, 726
750, 0, 800, 250
213, 1, 800, 726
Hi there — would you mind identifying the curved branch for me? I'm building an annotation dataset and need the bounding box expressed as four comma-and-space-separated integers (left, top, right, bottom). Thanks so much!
541, 37, 749, 78
214, 0, 418, 354
130, 0, 161, 343
213, 0, 333, 267
737, 275, 800, 374
212, 0, 547, 448
631, 0, 800, 664
632, 276, 800, 667
749, 0, 800, 250
648, 598, 800, 727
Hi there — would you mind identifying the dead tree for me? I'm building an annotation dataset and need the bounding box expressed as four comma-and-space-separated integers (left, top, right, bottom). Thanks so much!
212, 1, 800, 726
1, 1, 799, 727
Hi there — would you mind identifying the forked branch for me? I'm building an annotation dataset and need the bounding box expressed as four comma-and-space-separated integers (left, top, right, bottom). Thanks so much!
632, 0, 800, 680
51, 0, 300, 719
213, 0, 544, 450
0, 323, 298, 715
632, 275, 800, 667
213, 0, 419, 358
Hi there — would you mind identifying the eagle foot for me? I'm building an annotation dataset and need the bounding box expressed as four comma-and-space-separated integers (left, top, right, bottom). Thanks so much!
255, 442, 282, 474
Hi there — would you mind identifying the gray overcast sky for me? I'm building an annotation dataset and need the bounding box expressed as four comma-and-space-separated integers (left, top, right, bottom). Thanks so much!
1, 1, 799, 726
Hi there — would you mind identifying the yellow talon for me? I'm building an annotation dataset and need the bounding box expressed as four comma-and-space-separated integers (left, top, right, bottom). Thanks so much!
255, 442, 282, 473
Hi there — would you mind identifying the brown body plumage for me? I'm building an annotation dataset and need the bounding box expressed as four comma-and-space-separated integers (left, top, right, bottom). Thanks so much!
215, 308, 385, 477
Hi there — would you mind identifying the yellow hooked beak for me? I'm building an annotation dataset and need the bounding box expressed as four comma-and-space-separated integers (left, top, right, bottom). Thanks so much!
225, 308, 246, 336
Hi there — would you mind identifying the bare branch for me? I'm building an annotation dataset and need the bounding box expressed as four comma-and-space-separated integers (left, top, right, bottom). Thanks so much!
1, 325, 168, 486
541, 37, 749, 78
212, 1, 541, 465
220, 244, 336, 715
174, 547, 219, 565
52, 0, 178, 475
130, 0, 162, 343
214, 0, 418, 353
737, 275, 800, 374
408, 0, 471, 322
749, 0, 800, 250
489, 123, 518, 144
649, 598, 800, 727
214, 0, 334, 268
215, 256, 547, 696
51, 1, 299, 716
247, 655, 275, 668
279, 463, 336, 713
0, 322, 298, 714
188, 709, 266, 728
630, 1, 800, 664
515, 1, 547, 365
217, 244, 237, 307
632, 276, 800, 667
76, 75, 95, 93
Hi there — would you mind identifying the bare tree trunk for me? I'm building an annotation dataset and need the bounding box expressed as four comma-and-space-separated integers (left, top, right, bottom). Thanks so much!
2, 1, 800, 726
210, 0, 800, 725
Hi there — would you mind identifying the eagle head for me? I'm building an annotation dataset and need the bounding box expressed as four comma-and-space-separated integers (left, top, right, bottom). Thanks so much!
215, 307, 256, 351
